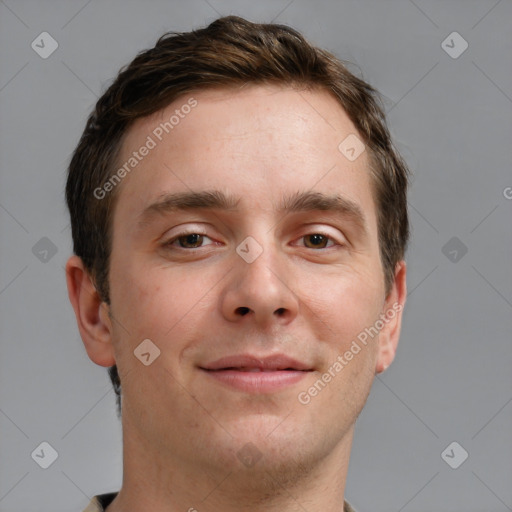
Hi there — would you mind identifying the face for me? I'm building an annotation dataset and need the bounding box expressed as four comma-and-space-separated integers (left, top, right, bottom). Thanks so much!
103, 84, 404, 480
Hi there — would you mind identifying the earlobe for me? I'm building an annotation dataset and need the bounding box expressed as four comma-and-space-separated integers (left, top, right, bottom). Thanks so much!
65, 255, 116, 367
375, 260, 407, 374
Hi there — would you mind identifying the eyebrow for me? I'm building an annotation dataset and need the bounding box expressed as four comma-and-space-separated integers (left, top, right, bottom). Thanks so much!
137, 190, 240, 228
136, 189, 368, 234
277, 190, 366, 229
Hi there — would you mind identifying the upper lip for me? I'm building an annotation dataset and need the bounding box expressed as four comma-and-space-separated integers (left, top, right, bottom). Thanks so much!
200, 354, 312, 371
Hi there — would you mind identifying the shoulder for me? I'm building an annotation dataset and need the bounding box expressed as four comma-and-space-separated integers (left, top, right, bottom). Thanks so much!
81, 492, 118, 512
344, 500, 359, 512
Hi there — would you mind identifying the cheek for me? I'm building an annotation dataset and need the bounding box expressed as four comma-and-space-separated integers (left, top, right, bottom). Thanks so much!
306, 271, 381, 407
111, 263, 210, 348
304, 265, 384, 343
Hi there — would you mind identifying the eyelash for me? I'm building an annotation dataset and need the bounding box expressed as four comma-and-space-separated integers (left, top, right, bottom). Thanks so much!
163, 230, 341, 251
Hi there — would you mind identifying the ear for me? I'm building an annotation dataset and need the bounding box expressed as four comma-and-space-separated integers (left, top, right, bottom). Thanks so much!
375, 260, 407, 374
65, 255, 116, 367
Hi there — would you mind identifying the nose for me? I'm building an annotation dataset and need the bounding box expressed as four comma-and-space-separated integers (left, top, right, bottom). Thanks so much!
220, 237, 299, 329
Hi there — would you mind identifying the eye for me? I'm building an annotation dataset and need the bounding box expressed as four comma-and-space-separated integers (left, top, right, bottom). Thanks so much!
299, 233, 337, 249
164, 232, 214, 249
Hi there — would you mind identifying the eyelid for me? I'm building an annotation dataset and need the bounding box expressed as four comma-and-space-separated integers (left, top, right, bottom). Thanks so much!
294, 224, 346, 245
162, 223, 211, 239
163, 228, 214, 248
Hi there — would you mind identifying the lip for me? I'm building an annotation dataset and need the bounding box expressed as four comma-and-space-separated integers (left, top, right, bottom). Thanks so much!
199, 354, 313, 393
200, 354, 312, 371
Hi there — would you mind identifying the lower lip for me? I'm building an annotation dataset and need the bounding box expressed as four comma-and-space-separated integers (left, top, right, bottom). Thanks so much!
200, 369, 310, 393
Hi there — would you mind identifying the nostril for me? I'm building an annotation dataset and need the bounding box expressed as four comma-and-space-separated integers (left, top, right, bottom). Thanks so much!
237, 307, 250, 316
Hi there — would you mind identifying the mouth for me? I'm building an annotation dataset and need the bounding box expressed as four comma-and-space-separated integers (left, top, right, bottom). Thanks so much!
204, 367, 309, 372
199, 354, 313, 393
200, 353, 312, 372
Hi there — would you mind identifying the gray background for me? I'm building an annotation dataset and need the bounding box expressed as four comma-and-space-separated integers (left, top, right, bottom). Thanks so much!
0, 0, 511, 511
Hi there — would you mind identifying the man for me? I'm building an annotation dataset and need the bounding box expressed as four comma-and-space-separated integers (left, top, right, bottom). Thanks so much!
65, 15, 409, 512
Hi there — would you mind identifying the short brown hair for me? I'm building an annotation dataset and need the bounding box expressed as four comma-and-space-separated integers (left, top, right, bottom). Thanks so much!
66, 15, 410, 415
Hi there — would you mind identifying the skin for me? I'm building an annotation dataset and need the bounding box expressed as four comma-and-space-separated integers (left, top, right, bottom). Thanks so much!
66, 84, 406, 512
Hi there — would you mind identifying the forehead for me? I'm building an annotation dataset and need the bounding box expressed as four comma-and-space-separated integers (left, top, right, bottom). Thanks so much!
112, 84, 376, 232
